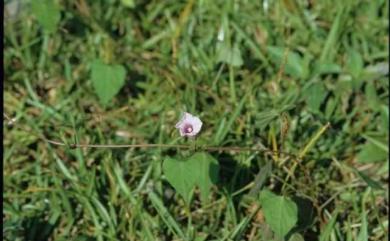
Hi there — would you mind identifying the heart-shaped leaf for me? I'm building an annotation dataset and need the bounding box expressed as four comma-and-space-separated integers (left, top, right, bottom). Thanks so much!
267, 46, 305, 78
357, 142, 387, 163
163, 152, 219, 204
163, 157, 197, 204
216, 43, 243, 67
91, 59, 126, 106
260, 189, 298, 238
187, 152, 219, 203
31, 0, 61, 33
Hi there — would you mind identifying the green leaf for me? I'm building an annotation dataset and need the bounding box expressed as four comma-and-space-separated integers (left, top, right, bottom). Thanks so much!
357, 142, 387, 163
91, 59, 126, 106
163, 157, 197, 204
216, 43, 243, 67
346, 49, 364, 89
187, 152, 219, 203
314, 62, 342, 75
346, 49, 364, 78
361, 134, 388, 153
121, 0, 135, 8
288, 233, 305, 241
255, 110, 280, 129
260, 189, 298, 238
266, 46, 304, 78
31, 0, 61, 33
305, 82, 327, 112
194, 233, 208, 241
365, 81, 380, 112
163, 152, 219, 204
325, 96, 337, 119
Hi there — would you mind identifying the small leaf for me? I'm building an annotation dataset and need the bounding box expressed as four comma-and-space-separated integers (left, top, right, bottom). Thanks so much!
91, 59, 126, 106
216, 43, 243, 67
194, 233, 208, 241
31, 0, 61, 33
267, 46, 304, 78
357, 142, 387, 163
314, 62, 342, 75
260, 189, 298, 238
288, 233, 305, 241
305, 82, 327, 112
365, 81, 380, 112
346, 49, 364, 89
255, 110, 279, 129
346, 49, 364, 78
325, 96, 337, 119
121, 0, 135, 8
362, 134, 388, 153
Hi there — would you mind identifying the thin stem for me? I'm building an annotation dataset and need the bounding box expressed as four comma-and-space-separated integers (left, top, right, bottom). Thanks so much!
43, 136, 301, 159
3, 113, 301, 159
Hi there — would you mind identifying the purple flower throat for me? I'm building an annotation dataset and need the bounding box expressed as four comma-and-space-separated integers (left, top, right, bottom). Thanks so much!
183, 124, 193, 133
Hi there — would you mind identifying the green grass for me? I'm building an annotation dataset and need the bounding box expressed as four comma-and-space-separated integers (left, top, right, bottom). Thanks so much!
3, 0, 388, 240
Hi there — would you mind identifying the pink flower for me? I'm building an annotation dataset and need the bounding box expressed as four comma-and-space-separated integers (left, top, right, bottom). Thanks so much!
175, 112, 203, 137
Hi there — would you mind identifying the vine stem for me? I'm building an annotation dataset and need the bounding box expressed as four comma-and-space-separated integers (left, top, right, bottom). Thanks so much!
44, 138, 299, 158
4, 113, 300, 159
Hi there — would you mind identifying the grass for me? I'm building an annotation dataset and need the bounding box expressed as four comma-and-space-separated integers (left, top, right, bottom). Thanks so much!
3, 0, 389, 240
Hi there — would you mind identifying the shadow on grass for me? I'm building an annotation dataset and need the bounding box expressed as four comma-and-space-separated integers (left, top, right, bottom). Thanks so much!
286, 196, 318, 241
117, 69, 147, 100
22, 214, 58, 241
213, 152, 254, 198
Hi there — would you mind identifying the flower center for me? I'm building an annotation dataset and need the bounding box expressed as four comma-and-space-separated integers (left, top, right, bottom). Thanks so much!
184, 124, 193, 133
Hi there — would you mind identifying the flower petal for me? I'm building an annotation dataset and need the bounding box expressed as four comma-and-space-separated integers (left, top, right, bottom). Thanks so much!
175, 112, 191, 129
175, 112, 202, 137
190, 116, 202, 134
179, 128, 186, 136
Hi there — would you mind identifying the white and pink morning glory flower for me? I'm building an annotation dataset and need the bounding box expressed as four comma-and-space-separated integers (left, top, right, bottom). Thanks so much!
175, 112, 203, 137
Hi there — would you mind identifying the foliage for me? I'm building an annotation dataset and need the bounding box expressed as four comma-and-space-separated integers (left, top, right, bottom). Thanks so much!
3, 0, 388, 240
